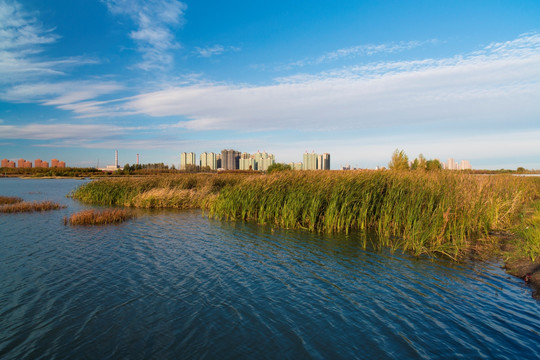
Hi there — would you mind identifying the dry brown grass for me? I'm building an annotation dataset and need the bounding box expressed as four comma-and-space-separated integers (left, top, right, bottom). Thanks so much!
0, 200, 66, 213
65, 208, 133, 225
0, 196, 23, 205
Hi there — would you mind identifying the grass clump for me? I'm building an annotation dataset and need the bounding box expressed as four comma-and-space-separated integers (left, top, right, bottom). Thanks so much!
0, 201, 66, 213
65, 209, 133, 225
0, 196, 23, 205
512, 201, 540, 262
70, 174, 243, 208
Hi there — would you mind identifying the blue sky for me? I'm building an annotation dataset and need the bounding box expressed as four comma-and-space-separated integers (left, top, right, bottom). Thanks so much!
0, 0, 539, 169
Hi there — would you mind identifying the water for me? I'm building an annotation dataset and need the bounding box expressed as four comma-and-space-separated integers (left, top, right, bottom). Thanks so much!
1, 178, 539, 359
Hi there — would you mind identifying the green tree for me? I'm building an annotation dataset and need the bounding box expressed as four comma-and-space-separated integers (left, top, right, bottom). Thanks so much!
426, 159, 442, 171
267, 163, 292, 173
388, 149, 409, 170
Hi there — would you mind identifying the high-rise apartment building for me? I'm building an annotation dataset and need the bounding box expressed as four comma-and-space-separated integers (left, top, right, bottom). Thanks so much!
300, 151, 330, 170
445, 158, 471, 170
35, 159, 42, 168
239, 157, 256, 170
322, 153, 331, 170
51, 159, 59, 168
180, 152, 196, 170
221, 149, 240, 170
200, 152, 218, 170
303, 152, 319, 170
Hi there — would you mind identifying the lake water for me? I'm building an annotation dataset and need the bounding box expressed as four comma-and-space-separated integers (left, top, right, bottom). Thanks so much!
1, 178, 539, 359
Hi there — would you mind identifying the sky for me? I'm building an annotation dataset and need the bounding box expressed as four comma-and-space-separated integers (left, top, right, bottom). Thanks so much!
0, 0, 539, 170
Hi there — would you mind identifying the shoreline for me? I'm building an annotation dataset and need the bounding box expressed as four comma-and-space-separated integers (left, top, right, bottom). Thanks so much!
69, 172, 540, 298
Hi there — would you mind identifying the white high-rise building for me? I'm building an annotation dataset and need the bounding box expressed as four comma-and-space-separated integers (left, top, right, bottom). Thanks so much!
302, 151, 330, 170
180, 152, 196, 170
460, 160, 472, 170
200, 152, 218, 170
303, 152, 318, 170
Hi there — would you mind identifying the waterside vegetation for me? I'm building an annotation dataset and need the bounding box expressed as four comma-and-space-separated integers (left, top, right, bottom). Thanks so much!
0, 196, 23, 205
71, 171, 540, 260
0, 200, 66, 213
65, 209, 133, 225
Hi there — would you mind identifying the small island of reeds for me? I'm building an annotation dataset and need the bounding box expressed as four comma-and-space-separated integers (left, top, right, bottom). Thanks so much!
0, 197, 66, 213
0, 196, 24, 205
65, 209, 133, 225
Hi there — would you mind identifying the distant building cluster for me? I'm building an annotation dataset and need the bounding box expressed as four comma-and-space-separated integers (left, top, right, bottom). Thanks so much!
180, 150, 331, 171
443, 158, 472, 170
181, 150, 276, 171
1, 158, 66, 168
297, 151, 330, 170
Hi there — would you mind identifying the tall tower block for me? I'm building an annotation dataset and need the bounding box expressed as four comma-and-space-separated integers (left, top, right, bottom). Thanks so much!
115, 150, 118, 168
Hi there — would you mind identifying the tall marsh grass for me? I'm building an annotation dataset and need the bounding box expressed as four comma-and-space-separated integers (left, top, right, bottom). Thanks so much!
70, 174, 243, 208
0, 200, 66, 213
72, 172, 540, 257
65, 209, 133, 225
0, 196, 23, 205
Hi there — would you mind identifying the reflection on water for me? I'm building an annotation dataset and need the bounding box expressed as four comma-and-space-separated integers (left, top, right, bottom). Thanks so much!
1, 178, 539, 359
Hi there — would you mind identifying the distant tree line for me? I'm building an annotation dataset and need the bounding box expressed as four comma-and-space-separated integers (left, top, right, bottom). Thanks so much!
0, 167, 102, 177
388, 149, 442, 171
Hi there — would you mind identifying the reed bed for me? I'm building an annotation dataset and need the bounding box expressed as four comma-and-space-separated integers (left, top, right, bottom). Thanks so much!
0, 201, 66, 213
71, 172, 540, 257
0, 196, 23, 205
514, 201, 540, 262
70, 174, 243, 208
65, 209, 133, 225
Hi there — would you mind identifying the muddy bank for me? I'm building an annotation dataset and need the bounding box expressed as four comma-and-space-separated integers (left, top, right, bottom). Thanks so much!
505, 258, 540, 299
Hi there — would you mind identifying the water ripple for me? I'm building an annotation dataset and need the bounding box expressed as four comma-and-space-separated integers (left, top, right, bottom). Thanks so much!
1, 179, 540, 359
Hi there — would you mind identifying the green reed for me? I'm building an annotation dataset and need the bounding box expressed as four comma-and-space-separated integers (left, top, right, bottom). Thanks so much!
209, 171, 540, 257
71, 171, 540, 257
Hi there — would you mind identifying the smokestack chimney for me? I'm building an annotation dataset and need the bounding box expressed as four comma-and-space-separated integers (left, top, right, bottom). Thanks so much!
115, 150, 118, 168
136, 153, 139, 165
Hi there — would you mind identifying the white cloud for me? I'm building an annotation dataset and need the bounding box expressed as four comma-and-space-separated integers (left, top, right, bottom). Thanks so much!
279, 40, 435, 70
0, 123, 135, 140
103, 0, 186, 70
0, 0, 95, 82
1, 81, 126, 117
99, 33, 538, 134
194, 44, 240, 58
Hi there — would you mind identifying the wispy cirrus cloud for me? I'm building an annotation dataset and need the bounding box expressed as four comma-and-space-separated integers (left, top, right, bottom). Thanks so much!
272, 39, 437, 71
96, 33, 537, 134
194, 44, 240, 58
0, 0, 95, 82
0, 122, 138, 141
103, 0, 186, 70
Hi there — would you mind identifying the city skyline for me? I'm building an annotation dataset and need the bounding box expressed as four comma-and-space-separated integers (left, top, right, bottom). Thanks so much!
0, 1, 539, 169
